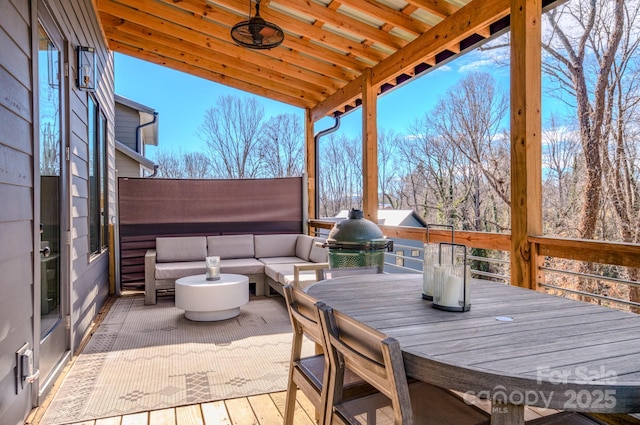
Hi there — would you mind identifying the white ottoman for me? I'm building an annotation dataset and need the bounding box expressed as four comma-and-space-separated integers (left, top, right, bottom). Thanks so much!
175, 274, 249, 321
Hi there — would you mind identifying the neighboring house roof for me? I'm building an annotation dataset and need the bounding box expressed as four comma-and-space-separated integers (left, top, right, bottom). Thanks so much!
115, 94, 159, 147
333, 210, 427, 228
115, 140, 156, 172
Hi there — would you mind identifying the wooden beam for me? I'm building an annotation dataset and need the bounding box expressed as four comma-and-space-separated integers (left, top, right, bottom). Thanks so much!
310, 0, 509, 119
362, 68, 378, 223
510, 0, 542, 289
310, 75, 364, 122
109, 42, 315, 109
372, 0, 509, 87
404, 0, 460, 19
530, 236, 640, 268
305, 109, 316, 221
104, 27, 323, 103
282, 0, 408, 50
337, 0, 430, 36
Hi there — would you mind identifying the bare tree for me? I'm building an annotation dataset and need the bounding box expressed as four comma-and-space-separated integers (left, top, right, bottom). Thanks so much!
318, 134, 362, 217
260, 113, 304, 177
542, 115, 582, 235
378, 129, 402, 209
183, 152, 211, 178
543, 0, 626, 240
154, 150, 185, 178
427, 72, 510, 208
199, 95, 265, 178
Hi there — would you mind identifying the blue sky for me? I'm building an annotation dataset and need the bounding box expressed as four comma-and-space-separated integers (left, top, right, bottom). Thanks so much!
114, 44, 565, 160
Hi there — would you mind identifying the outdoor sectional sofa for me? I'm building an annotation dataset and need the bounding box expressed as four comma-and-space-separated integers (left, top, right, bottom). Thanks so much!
144, 234, 328, 305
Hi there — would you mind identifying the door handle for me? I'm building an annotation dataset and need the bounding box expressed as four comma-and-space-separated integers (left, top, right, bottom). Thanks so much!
40, 246, 51, 258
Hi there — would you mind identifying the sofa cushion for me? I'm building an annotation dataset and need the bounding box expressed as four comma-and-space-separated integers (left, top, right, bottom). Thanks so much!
295, 235, 315, 261
155, 261, 205, 280
220, 258, 264, 275
259, 256, 303, 265
264, 262, 309, 282
309, 238, 328, 263
207, 235, 255, 259
254, 234, 298, 258
156, 237, 207, 263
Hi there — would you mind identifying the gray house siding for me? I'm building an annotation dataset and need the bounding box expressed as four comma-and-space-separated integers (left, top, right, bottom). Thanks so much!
115, 102, 142, 152
116, 151, 144, 177
0, 0, 114, 423
0, 1, 38, 423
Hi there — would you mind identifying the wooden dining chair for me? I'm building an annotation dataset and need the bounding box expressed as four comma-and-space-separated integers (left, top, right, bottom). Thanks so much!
318, 304, 491, 425
283, 285, 375, 425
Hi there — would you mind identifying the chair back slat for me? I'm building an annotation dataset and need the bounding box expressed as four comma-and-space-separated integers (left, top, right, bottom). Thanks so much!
320, 306, 414, 425
284, 285, 325, 346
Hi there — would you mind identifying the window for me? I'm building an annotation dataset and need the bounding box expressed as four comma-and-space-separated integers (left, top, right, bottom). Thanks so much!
395, 250, 404, 267
411, 249, 420, 257
88, 96, 108, 255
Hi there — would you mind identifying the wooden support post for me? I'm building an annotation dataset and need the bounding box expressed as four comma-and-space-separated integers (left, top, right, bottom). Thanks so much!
510, 0, 542, 289
305, 109, 316, 223
362, 68, 378, 223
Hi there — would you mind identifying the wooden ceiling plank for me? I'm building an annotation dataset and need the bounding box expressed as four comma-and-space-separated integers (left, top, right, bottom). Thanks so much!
105, 24, 324, 102
158, 0, 369, 72
338, 0, 429, 36
282, 0, 408, 50
99, 9, 344, 91
404, 0, 460, 19
110, 41, 314, 108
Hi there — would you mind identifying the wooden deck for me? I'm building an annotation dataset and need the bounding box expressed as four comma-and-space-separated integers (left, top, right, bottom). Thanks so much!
31, 389, 568, 425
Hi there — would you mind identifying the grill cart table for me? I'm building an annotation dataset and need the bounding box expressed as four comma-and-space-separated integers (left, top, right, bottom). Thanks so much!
175, 273, 248, 321
306, 274, 640, 425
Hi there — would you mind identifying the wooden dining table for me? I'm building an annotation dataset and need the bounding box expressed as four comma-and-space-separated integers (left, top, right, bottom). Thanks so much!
305, 273, 640, 425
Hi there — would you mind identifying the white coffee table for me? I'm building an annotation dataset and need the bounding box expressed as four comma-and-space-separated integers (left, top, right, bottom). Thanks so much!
175, 274, 249, 321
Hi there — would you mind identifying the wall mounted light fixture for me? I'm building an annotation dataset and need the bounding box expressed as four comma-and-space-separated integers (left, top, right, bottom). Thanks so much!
77, 46, 96, 91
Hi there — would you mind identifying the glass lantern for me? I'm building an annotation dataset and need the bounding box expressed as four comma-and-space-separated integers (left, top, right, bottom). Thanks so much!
432, 243, 471, 312
422, 224, 454, 300
205, 256, 221, 281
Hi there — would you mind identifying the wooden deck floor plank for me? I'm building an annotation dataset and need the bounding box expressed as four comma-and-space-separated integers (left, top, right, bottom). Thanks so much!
149, 408, 177, 425
270, 391, 315, 424
201, 400, 232, 425
175, 405, 204, 425
121, 412, 148, 425
225, 397, 259, 425
247, 393, 283, 425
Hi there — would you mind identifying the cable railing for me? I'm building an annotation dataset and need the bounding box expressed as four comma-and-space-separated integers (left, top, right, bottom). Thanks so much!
308, 220, 640, 312
384, 243, 511, 282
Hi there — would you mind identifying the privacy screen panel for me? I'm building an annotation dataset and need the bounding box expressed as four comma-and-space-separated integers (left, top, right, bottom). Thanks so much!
118, 177, 304, 285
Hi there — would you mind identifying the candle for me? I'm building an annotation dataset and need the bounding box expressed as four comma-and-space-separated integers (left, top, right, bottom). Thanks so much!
422, 248, 437, 298
423, 268, 434, 298
441, 273, 463, 308
206, 256, 221, 280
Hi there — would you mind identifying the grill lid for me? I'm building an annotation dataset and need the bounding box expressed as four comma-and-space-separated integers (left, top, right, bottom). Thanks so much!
325, 209, 392, 251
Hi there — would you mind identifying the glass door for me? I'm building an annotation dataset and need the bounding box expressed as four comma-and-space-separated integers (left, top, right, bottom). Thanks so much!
37, 17, 68, 390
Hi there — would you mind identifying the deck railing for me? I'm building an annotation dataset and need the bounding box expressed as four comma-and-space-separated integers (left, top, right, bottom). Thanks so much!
309, 219, 640, 312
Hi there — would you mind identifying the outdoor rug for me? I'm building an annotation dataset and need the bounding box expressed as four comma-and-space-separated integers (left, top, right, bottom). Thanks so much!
40, 295, 313, 425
